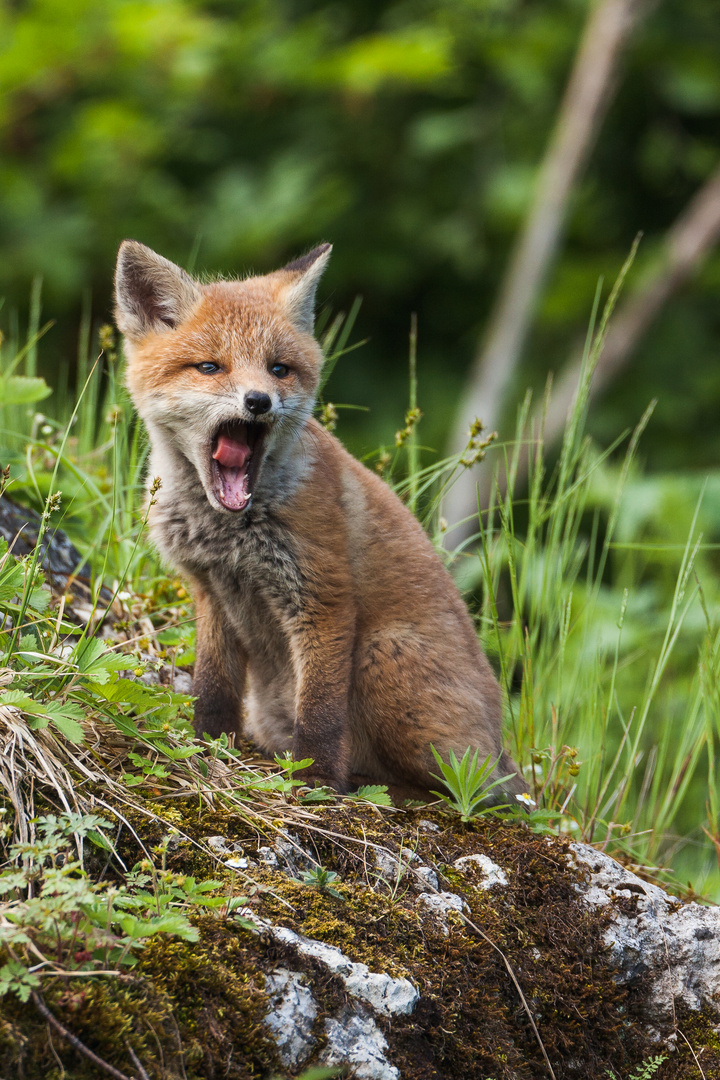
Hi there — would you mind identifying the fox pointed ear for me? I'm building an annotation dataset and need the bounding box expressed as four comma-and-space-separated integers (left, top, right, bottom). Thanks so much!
115, 240, 201, 340
279, 243, 332, 333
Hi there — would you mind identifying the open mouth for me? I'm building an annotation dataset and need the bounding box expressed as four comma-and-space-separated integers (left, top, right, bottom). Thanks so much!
210, 421, 266, 511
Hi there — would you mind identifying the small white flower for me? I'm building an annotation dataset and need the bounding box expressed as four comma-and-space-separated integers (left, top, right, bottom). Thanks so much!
225, 856, 249, 869
515, 792, 537, 808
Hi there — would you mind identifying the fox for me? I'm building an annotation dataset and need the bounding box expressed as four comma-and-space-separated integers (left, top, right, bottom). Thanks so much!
115, 240, 526, 800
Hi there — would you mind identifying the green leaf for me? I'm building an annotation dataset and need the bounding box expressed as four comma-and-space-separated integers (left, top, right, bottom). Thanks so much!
115, 912, 199, 942
0, 961, 40, 1001
0, 561, 26, 603
86, 829, 113, 852
350, 785, 392, 806
25, 715, 49, 730
27, 586, 51, 612
0, 374, 52, 407
0, 690, 37, 710
150, 739, 202, 761
48, 712, 85, 743
122, 773, 144, 787
109, 714, 140, 737
299, 786, 336, 803
1, 694, 86, 742
74, 637, 135, 682
429, 746, 509, 821
0, 872, 29, 894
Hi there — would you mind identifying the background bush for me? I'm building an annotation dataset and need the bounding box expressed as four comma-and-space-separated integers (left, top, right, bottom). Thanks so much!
1, 0, 719, 460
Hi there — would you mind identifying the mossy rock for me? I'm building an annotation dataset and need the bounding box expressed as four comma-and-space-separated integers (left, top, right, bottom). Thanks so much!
2, 799, 719, 1079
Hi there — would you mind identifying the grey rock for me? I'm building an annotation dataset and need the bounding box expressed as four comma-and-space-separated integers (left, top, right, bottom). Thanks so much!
257, 845, 279, 869
412, 865, 439, 891
374, 847, 441, 892
243, 913, 418, 1016
263, 968, 317, 1068
453, 853, 509, 888
205, 835, 249, 869
417, 819, 440, 832
570, 842, 720, 1035
374, 847, 418, 883
321, 1008, 398, 1080
416, 889, 468, 935
273, 834, 312, 877
168, 669, 193, 693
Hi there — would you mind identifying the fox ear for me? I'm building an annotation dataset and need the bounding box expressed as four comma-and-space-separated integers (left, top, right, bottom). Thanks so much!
279, 243, 332, 333
115, 240, 201, 340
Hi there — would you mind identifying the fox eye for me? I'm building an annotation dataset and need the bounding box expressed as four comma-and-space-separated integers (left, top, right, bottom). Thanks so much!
195, 361, 221, 374
270, 362, 290, 379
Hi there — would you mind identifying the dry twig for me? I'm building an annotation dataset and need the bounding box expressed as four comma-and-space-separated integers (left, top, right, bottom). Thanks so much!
31, 991, 139, 1080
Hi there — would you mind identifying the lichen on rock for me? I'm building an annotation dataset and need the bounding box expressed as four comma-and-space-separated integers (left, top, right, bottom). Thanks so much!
263, 967, 317, 1068
570, 842, 720, 1042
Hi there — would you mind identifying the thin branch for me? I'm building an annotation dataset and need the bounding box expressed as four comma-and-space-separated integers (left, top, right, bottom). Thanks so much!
497, 161, 720, 500
126, 1042, 152, 1080
677, 1029, 707, 1080
459, 908, 557, 1080
31, 991, 138, 1080
444, 0, 648, 539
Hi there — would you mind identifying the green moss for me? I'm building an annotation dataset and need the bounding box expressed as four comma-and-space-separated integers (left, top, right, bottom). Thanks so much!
0, 921, 282, 1080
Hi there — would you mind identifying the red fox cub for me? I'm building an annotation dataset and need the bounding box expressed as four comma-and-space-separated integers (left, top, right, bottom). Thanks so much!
115, 240, 525, 799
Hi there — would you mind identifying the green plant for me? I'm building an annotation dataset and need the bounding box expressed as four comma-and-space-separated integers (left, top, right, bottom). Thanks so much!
299, 866, 344, 900
429, 745, 517, 821
3, 251, 720, 905
459, 262, 720, 892
606, 1053, 667, 1079
0, 812, 225, 1002
346, 784, 392, 806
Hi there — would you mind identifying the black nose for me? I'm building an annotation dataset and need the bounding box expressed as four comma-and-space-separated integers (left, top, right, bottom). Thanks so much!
245, 391, 272, 416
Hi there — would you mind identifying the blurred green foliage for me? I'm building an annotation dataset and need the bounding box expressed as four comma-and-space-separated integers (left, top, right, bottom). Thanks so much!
1, 0, 719, 464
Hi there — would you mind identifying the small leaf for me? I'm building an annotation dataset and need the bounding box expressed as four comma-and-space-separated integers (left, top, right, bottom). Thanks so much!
109, 714, 140, 737
86, 829, 113, 852
0, 374, 52, 407
350, 785, 392, 806
122, 773, 145, 787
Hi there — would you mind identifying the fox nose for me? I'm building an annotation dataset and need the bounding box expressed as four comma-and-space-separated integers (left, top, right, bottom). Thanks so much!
245, 390, 272, 416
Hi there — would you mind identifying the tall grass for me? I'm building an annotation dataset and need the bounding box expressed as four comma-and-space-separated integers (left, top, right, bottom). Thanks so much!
1, 274, 719, 900
390, 254, 720, 898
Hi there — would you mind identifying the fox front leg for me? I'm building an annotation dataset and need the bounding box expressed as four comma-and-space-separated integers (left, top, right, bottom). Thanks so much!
192, 585, 247, 740
291, 605, 354, 794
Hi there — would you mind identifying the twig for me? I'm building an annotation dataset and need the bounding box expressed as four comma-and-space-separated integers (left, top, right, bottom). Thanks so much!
414, 867, 557, 1080
126, 1042, 152, 1080
31, 991, 137, 1080
445, 0, 649, 539
498, 161, 720, 500
677, 1029, 707, 1080
458, 909, 557, 1080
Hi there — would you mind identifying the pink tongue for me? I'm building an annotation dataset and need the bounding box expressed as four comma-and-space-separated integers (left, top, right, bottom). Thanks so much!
212, 435, 252, 509
213, 435, 251, 469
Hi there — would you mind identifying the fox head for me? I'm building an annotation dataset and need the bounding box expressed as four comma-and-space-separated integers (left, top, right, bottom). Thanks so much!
115, 241, 331, 513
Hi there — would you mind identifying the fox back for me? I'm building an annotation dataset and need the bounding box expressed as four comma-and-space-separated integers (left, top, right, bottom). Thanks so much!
116, 241, 525, 799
